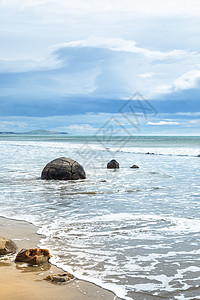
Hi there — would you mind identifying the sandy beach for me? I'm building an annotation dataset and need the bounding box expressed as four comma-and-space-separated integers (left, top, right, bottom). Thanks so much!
0, 216, 122, 300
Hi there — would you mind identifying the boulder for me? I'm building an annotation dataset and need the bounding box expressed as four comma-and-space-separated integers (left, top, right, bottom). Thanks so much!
107, 159, 119, 169
0, 236, 17, 255
41, 157, 86, 180
130, 165, 139, 169
44, 272, 75, 283
15, 248, 52, 265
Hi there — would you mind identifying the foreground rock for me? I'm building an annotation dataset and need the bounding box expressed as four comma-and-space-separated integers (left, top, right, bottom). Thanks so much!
44, 272, 75, 284
0, 236, 17, 255
41, 157, 86, 180
130, 165, 139, 169
15, 248, 52, 265
107, 159, 119, 169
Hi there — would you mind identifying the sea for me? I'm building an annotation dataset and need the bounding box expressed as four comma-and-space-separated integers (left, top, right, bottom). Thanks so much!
0, 135, 199, 300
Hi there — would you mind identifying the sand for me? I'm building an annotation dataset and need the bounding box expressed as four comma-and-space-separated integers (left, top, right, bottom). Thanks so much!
0, 216, 122, 300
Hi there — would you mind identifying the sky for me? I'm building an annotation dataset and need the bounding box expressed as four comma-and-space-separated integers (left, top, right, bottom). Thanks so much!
0, 0, 200, 135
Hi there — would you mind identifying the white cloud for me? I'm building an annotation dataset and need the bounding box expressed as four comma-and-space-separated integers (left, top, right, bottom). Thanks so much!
176, 112, 200, 116
0, 55, 61, 72
190, 120, 200, 124
51, 38, 200, 98
174, 70, 200, 90
153, 84, 172, 95
52, 37, 193, 61
153, 69, 200, 97
1, 0, 200, 17
147, 121, 179, 125
139, 72, 155, 79
1, 36, 200, 100
0, 112, 199, 135
67, 124, 97, 132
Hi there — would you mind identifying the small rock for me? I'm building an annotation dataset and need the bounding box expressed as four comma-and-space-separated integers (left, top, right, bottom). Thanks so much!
130, 165, 139, 169
41, 157, 86, 180
0, 236, 17, 255
44, 272, 75, 283
146, 152, 154, 155
15, 248, 52, 265
107, 159, 119, 169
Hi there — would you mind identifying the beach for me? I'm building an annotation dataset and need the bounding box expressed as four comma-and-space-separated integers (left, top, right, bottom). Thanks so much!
0, 216, 121, 300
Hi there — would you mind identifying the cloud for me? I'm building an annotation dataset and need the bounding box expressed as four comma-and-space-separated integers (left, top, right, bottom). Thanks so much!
2, 0, 200, 18
147, 121, 179, 125
0, 0, 200, 137
0, 55, 61, 73
52, 37, 193, 61
67, 124, 97, 133
176, 112, 200, 117
0, 110, 199, 135
153, 69, 200, 98
0, 35, 200, 116
190, 119, 200, 124
174, 70, 200, 90
49, 37, 200, 99
139, 72, 155, 79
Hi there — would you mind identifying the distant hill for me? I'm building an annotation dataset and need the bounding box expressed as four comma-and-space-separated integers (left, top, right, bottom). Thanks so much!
0, 132, 16, 135
0, 130, 68, 135
23, 130, 68, 135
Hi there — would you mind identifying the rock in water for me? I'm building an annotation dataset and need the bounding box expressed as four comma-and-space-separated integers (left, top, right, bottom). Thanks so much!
15, 248, 52, 265
130, 165, 139, 169
0, 236, 17, 255
41, 157, 86, 180
107, 159, 119, 169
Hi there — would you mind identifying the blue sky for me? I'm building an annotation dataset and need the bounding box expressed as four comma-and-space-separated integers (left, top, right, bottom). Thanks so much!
0, 0, 200, 135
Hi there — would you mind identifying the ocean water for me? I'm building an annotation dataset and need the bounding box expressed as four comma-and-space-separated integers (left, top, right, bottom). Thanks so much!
0, 135, 199, 299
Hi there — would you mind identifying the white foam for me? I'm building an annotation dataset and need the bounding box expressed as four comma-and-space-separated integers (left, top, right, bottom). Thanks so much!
50, 256, 129, 300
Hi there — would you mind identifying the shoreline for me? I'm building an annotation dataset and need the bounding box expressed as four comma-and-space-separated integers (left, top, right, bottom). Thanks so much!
0, 216, 123, 300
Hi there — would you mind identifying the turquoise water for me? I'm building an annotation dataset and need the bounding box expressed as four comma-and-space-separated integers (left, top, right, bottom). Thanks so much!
0, 135, 199, 299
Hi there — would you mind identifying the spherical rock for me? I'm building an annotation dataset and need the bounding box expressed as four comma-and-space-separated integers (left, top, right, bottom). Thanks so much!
130, 165, 139, 169
41, 157, 86, 180
107, 159, 119, 169
0, 236, 17, 255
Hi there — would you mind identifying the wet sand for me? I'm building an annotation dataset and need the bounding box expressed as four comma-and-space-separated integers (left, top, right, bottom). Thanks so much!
0, 216, 122, 300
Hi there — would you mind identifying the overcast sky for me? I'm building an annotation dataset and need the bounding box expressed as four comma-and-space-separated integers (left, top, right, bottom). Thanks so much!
0, 0, 200, 134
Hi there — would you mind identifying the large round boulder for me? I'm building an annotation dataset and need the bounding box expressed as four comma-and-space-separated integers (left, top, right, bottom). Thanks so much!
41, 157, 86, 180
0, 236, 17, 255
107, 159, 119, 169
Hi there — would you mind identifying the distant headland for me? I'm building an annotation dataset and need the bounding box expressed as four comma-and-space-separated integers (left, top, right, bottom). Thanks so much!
0, 130, 68, 135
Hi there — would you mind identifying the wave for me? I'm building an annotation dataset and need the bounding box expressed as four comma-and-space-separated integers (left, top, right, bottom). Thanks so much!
0, 139, 199, 158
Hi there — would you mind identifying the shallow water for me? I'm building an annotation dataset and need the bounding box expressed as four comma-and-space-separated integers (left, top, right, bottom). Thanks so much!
0, 136, 199, 299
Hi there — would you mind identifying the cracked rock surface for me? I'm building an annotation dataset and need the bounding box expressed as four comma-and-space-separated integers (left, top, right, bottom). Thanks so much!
41, 157, 86, 180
